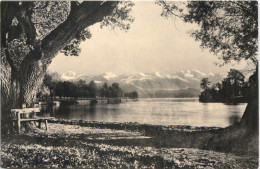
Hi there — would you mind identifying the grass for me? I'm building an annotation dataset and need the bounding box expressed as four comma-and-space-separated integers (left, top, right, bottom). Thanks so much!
1, 121, 258, 168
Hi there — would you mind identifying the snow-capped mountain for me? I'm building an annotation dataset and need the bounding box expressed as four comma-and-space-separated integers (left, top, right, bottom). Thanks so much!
103, 72, 118, 80
60, 71, 80, 80
59, 70, 226, 97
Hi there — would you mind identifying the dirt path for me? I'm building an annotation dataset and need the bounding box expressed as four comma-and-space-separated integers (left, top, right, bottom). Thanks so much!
1, 123, 258, 168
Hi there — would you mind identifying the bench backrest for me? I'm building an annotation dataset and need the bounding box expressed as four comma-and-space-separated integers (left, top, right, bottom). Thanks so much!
11, 108, 41, 119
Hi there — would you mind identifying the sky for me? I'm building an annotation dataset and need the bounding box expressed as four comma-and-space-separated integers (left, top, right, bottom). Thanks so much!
48, 2, 248, 76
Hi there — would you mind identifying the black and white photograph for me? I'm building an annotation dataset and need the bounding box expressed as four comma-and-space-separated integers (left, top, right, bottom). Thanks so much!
1, 1, 259, 168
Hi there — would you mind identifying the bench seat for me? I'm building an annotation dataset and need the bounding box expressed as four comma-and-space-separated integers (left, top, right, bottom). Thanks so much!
11, 108, 53, 133
18, 117, 54, 121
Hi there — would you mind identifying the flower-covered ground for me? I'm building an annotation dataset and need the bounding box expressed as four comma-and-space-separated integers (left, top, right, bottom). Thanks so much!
1, 122, 258, 168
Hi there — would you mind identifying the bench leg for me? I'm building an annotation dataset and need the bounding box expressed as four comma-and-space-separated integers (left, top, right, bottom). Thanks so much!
39, 121, 42, 129
17, 113, 21, 133
12, 121, 15, 130
17, 120, 20, 133
45, 120, 48, 131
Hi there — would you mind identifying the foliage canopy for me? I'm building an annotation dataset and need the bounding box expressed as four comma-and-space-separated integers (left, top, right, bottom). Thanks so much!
158, 1, 258, 65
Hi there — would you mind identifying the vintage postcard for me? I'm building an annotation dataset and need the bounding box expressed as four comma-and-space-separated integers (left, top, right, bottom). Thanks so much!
1, 1, 258, 168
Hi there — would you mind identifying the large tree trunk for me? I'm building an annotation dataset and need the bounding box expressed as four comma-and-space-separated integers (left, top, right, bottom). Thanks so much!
1, 1, 118, 131
1, 53, 45, 133
41, 1, 118, 63
240, 69, 258, 133
203, 69, 258, 155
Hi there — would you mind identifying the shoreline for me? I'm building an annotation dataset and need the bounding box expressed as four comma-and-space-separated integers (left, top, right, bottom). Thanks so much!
49, 118, 223, 132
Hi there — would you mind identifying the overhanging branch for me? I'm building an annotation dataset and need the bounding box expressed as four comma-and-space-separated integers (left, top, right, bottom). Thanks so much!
40, 1, 118, 64
16, 2, 37, 45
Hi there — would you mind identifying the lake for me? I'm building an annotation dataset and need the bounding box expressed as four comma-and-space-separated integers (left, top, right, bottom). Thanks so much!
41, 98, 247, 127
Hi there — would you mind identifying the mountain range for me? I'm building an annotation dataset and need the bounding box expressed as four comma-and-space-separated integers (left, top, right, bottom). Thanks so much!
59, 70, 227, 98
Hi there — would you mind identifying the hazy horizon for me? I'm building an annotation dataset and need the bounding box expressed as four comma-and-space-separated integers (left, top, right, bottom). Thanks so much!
48, 1, 249, 76
54, 69, 228, 77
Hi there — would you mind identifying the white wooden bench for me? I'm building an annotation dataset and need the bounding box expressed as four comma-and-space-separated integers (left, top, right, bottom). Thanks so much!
11, 108, 53, 133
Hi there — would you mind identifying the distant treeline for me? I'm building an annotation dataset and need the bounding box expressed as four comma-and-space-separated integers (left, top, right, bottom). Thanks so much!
139, 88, 200, 98
37, 73, 138, 99
199, 69, 252, 103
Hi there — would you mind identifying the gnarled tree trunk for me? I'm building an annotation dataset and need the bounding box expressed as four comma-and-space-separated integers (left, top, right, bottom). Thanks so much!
203, 69, 258, 155
240, 69, 258, 133
1, 1, 118, 133
1, 53, 45, 132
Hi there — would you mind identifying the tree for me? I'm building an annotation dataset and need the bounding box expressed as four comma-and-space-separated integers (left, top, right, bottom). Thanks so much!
100, 82, 109, 98
158, 1, 258, 65
88, 81, 98, 98
63, 81, 77, 98
227, 69, 245, 85
1, 2, 134, 126
110, 83, 123, 98
214, 82, 222, 91
38, 72, 56, 100
200, 78, 211, 90
222, 69, 245, 101
125, 91, 138, 99
54, 81, 65, 98
76, 80, 86, 89
75, 79, 87, 98
199, 70, 248, 103
36, 84, 50, 101
158, 1, 258, 154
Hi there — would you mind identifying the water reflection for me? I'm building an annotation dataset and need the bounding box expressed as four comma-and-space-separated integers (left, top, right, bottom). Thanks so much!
229, 114, 240, 124
228, 106, 242, 125
40, 98, 247, 127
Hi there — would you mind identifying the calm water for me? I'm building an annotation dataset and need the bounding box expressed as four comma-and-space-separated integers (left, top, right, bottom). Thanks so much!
41, 98, 247, 127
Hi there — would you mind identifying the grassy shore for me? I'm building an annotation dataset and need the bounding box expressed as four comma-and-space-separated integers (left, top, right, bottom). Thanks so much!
1, 120, 258, 168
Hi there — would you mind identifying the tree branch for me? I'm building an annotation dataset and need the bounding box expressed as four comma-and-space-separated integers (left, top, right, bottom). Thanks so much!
159, 1, 182, 18
16, 2, 37, 45
1, 2, 19, 47
3, 48, 18, 74
232, 1, 257, 17
40, 1, 118, 64
70, 1, 79, 12
19, 1, 118, 77
1, 2, 20, 73
1, 2, 39, 75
